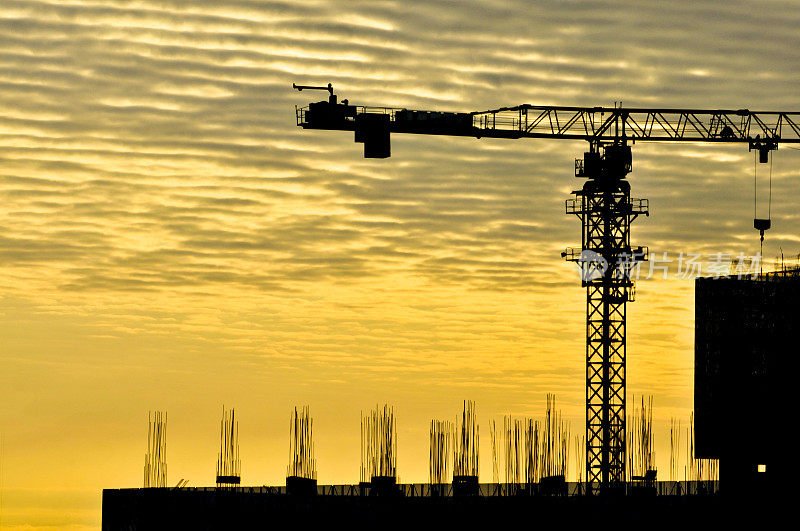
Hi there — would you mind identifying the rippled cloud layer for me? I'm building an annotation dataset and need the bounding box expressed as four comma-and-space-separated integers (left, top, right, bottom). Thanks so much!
1, 1, 799, 527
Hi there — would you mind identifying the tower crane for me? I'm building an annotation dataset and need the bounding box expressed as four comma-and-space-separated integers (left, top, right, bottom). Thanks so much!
292, 83, 800, 491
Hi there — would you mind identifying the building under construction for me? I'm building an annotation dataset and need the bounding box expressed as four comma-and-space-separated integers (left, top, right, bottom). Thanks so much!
695, 268, 799, 496
103, 400, 729, 528
100, 87, 797, 527
101, 268, 796, 528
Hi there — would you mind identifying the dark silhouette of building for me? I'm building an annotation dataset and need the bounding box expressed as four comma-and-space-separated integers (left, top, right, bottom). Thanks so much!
103, 485, 735, 529
695, 269, 799, 495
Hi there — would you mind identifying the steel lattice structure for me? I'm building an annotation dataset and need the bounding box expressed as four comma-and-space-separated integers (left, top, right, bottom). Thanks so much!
470, 105, 800, 145
565, 143, 648, 488
292, 84, 796, 490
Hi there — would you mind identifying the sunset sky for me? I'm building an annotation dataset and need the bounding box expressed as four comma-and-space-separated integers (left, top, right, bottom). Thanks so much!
1, 0, 800, 528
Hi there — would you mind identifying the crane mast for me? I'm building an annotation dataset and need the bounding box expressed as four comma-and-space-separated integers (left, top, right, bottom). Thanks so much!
293, 84, 799, 491
567, 141, 648, 489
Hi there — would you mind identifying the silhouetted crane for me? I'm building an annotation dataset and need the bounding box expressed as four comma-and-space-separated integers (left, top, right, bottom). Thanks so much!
293, 83, 800, 491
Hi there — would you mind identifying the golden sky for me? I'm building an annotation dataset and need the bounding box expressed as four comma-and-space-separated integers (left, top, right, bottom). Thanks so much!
1, 0, 800, 528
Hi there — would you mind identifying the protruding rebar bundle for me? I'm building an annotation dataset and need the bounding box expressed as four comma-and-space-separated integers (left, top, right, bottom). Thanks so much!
687, 412, 719, 482
453, 400, 478, 478
575, 434, 586, 483
216, 406, 241, 486
143, 411, 167, 488
360, 404, 397, 481
540, 394, 570, 479
670, 417, 681, 482
490, 420, 499, 484
503, 415, 523, 485
627, 395, 655, 480
524, 418, 540, 485
288, 406, 316, 480
429, 420, 451, 484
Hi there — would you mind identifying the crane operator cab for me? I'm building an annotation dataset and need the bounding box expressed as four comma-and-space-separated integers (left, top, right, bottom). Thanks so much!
575, 143, 632, 180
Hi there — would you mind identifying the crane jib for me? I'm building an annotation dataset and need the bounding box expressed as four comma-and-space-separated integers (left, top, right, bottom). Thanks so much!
297, 98, 800, 159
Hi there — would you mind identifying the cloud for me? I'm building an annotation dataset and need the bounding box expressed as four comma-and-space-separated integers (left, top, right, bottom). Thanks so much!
2, 1, 800, 513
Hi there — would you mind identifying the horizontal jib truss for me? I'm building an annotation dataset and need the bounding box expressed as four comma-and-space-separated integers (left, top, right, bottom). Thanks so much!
298, 102, 800, 144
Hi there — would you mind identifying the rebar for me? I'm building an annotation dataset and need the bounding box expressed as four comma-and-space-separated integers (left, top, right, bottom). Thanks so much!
687, 412, 719, 483
574, 434, 585, 484
669, 417, 681, 482
503, 415, 523, 486
627, 395, 655, 480
429, 419, 451, 484
540, 394, 569, 479
523, 418, 540, 485
216, 406, 241, 486
490, 420, 499, 484
288, 406, 316, 480
453, 400, 478, 478
143, 411, 167, 488
361, 404, 397, 481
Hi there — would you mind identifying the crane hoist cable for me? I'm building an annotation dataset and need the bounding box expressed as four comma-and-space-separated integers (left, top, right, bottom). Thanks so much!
753, 149, 773, 266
